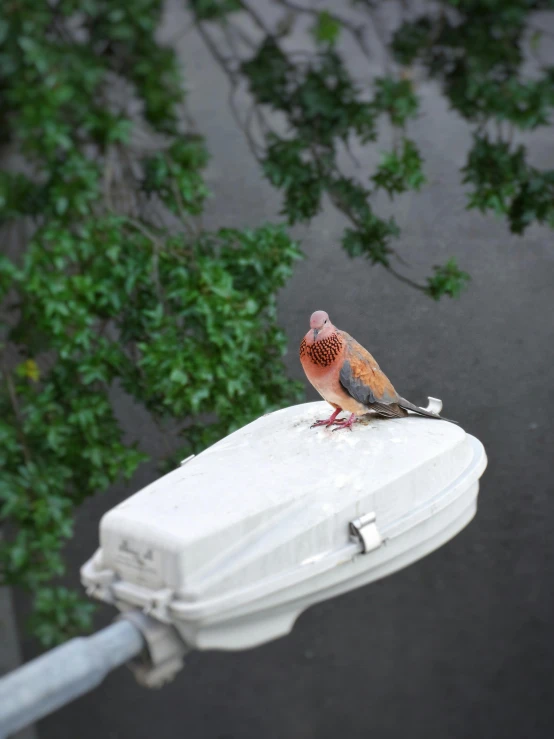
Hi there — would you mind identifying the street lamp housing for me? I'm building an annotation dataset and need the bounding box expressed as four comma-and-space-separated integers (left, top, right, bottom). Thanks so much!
82, 400, 487, 653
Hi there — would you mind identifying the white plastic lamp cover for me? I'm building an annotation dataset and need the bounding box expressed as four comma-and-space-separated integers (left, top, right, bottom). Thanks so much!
81, 401, 487, 651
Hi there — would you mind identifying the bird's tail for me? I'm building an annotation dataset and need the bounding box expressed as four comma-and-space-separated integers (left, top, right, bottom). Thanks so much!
397, 397, 458, 424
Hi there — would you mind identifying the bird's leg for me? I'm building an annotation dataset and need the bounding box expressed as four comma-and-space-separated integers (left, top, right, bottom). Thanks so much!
310, 408, 343, 428
332, 413, 357, 432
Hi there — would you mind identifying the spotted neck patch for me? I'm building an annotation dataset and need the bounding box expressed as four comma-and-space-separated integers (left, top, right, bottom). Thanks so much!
299, 331, 343, 367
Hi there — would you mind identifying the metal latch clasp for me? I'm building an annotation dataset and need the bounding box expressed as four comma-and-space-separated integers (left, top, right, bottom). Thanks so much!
349, 512, 382, 554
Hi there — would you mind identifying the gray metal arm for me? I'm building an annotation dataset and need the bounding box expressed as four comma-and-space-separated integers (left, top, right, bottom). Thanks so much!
0, 619, 144, 738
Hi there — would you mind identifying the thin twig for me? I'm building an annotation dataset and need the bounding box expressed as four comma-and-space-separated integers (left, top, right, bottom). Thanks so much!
167, 21, 195, 45
221, 20, 243, 60
195, 20, 264, 161
351, 1, 392, 74
228, 22, 258, 50
325, 161, 426, 290
103, 145, 115, 210
238, 0, 275, 36
342, 137, 362, 169
272, 0, 366, 39
272, 0, 376, 68
386, 264, 426, 292
4, 369, 32, 464
528, 24, 554, 40
167, 171, 199, 237
124, 217, 165, 301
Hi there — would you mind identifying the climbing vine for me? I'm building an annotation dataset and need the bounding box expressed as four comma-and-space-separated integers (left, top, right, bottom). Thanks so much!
0, 0, 301, 646
189, 0, 554, 298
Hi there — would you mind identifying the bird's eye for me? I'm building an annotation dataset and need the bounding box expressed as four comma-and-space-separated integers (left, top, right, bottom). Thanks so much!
324, 319, 327, 324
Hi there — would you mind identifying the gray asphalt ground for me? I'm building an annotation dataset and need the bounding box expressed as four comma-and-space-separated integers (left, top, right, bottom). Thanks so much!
10, 3, 554, 738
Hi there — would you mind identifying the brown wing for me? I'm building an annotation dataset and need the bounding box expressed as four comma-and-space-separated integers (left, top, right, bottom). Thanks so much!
338, 330, 400, 409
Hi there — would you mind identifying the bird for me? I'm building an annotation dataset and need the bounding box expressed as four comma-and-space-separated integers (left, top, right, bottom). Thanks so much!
299, 310, 455, 430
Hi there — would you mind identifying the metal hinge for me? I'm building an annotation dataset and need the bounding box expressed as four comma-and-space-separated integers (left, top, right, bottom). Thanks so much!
349, 512, 383, 554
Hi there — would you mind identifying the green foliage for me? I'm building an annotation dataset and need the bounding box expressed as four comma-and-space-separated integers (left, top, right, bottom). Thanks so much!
192, 2, 463, 296
463, 135, 554, 233
237, 39, 417, 268
242, 43, 377, 145
263, 137, 324, 223
389, 1, 554, 232
28, 587, 97, 648
191, 0, 554, 297
391, 5, 554, 129
311, 11, 342, 47
142, 137, 211, 215
426, 259, 471, 301
1, 0, 301, 646
372, 139, 426, 197
341, 217, 400, 266
391, 18, 433, 66
372, 78, 419, 128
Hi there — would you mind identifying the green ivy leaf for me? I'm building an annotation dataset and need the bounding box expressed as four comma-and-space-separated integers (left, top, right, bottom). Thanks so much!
28, 587, 96, 647
373, 77, 419, 127
372, 138, 426, 197
426, 259, 470, 300
311, 11, 341, 47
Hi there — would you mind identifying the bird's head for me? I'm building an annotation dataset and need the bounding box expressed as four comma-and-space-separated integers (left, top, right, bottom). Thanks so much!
309, 310, 333, 341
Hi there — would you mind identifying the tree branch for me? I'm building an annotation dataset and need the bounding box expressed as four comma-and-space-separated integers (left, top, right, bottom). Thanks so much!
195, 19, 265, 161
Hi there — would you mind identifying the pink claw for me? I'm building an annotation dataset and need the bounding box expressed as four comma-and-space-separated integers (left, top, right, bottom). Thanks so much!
332, 413, 357, 432
311, 408, 342, 428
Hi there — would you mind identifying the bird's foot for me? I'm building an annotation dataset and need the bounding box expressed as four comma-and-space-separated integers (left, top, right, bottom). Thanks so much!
310, 408, 342, 428
332, 413, 357, 432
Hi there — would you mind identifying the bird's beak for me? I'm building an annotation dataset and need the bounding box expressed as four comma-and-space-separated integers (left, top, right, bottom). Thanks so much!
313, 328, 319, 339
